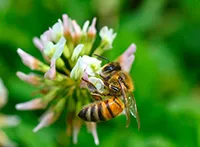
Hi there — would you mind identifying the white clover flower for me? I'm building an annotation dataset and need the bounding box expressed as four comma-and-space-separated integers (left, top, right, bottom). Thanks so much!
70, 55, 102, 80
99, 26, 117, 49
16, 13, 136, 145
81, 55, 102, 76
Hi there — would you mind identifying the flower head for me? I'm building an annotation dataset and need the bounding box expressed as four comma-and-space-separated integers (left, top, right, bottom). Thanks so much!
16, 14, 137, 145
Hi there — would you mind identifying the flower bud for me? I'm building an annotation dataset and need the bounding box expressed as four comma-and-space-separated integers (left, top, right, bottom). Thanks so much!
99, 26, 116, 49
72, 118, 82, 144
118, 43, 136, 73
17, 48, 41, 70
33, 112, 54, 132
16, 98, 46, 110
33, 98, 66, 132
16, 72, 42, 85
72, 20, 82, 38
86, 122, 99, 145
88, 18, 97, 39
62, 14, 70, 37
44, 59, 56, 80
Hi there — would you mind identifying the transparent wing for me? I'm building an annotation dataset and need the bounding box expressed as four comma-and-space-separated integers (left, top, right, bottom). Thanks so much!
118, 79, 130, 128
127, 92, 140, 130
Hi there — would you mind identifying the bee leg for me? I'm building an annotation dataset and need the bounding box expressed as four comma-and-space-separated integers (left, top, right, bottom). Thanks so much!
99, 75, 111, 86
82, 78, 98, 93
91, 94, 102, 101
81, 78, 103, 100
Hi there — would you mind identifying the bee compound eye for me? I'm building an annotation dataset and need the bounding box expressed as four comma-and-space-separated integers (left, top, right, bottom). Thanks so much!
110, 85, 120, 92
103, 65, 114, 73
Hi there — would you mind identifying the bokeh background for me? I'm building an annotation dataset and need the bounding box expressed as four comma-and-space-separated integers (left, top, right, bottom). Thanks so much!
1, 0, 200, 146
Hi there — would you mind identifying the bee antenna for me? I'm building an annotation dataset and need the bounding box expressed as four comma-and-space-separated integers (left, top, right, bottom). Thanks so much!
93, 54, 110, 63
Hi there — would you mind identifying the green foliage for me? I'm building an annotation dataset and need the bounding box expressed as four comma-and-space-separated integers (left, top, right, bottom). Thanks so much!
1, 0, 200, 146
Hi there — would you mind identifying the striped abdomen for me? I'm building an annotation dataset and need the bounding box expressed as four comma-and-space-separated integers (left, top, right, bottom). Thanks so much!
78, 97, 124, 122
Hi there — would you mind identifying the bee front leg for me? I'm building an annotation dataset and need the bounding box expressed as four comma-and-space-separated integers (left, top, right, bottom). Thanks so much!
81, 78, 103, 100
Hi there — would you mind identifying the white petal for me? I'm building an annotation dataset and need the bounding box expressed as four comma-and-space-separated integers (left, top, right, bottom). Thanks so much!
72, 119, 82, 144
62, 14, 68, 32
16, 72, 41, 85
71, 44, 84, 62
17, 48, 39, 70
99, 26, 108, 39
44, 59, 56, 80
33, 37, 43, 52
15, 98, 46, 110
40, 30, 53, 45
43, 41, 55, 57
33, 112, 54, 132
88, 18, 97, 36
52, 37, 66, 60
72, 20, 82, 36
70, 57, 87, 80
82, 20, 90, 33
86, 122, 99, 145
52, 19, 64, 42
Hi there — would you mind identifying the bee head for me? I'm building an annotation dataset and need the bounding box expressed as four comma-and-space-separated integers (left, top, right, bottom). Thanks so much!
101, 62, 121, 75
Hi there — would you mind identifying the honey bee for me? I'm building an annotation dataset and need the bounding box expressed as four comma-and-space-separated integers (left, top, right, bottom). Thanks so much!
78, 58, 140, 129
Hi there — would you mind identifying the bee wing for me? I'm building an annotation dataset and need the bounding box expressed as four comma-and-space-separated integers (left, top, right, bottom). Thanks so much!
118, 79, 130, 128
127, 92, 140, 130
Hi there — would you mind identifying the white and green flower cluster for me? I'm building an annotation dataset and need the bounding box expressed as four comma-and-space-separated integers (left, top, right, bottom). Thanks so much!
16, 14, 117, 145
16, 14, 137, 145
0, 79, 20, 147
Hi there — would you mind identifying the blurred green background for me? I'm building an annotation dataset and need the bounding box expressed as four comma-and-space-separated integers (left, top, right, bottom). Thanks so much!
1, 0, 200, 146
